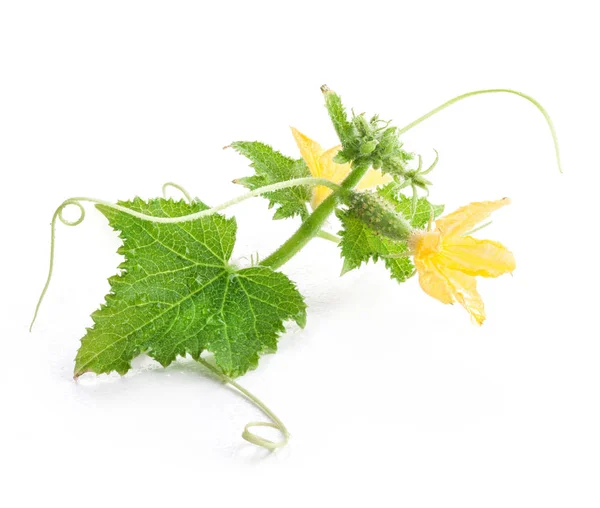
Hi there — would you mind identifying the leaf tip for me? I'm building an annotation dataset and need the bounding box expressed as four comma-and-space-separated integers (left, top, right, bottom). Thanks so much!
340, 258, 354, 276
295, 311, 307, 329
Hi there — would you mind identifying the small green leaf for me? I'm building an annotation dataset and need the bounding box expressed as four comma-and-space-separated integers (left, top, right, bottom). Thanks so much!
231, 141, 311, 220
74, 198, 306, 379
378, 183, 445, 228
322, 85, 355, 148
337, 209, 414, 284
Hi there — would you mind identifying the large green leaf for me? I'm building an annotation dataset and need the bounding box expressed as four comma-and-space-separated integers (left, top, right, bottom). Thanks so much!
74, 198, 306, 378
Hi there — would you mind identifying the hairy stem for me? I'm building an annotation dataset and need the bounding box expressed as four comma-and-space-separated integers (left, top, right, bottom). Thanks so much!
397, 88, 562, 172
197, 357, 289, 450
261, 161, 370, 269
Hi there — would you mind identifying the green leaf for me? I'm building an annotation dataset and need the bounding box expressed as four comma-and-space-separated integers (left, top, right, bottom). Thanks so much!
378, 183, 445, 229
231, 141, 311, 220
338, 209, 414, 283
337, 186, 444, 283
74, 198, 306, 379
322, 86, 354, 150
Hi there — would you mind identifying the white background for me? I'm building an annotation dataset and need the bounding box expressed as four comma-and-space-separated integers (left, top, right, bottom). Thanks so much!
1, 1, 599, 506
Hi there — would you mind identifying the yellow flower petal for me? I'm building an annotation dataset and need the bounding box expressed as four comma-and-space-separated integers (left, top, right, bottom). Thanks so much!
440, 236, 516, 277
309, 145, 350, 208
356, 168, 393, 191
410, 198, 515, 324
436, 198, 511, 238
409, 230, 441, 258
290, 127, 323, 178
319, 145, 351, 182
438, 264, 486, 325
311, 185, 334, 210
414, 257, 454, 304
415, 257, 486, 324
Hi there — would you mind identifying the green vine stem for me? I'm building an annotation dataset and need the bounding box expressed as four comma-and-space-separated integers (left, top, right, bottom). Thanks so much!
197, 357, 290, 451
396, 88, 563, 173
29, 176, 340, 331
260, 161, 371, 269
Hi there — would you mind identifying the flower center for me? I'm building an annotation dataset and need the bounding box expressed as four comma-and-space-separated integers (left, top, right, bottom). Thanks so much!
408, 230, 442, 258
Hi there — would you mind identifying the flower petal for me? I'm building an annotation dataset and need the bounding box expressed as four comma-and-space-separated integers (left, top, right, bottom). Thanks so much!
416, 257, 486, 325
440, 236, 516, 277
318, 145, 352, 182
309, 145, 352, 208
440, 264, 486, 325
311, 185, 334, 209
436, 198, 511, 238
290, 127, 323, 178
356, 168, 393, 190
414, 257, 454, 305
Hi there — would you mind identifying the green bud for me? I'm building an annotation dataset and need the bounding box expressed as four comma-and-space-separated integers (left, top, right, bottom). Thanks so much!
354, 114, 370, 137
321, 85, 413, 169
360, 139, 379, 155
344, 191, 413, 241
405, 170, 432, 190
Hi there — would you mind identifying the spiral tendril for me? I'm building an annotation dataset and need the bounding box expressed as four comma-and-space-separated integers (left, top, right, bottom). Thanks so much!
197, 357, 290, 450
29, 198, 87, 331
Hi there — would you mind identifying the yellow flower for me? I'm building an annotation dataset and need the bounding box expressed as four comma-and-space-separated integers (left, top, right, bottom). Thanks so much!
409, 198, 516, 325
291, 127, 392, 209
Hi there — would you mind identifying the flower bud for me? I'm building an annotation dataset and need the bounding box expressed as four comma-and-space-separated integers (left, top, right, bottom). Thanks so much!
360, 140, 379, 155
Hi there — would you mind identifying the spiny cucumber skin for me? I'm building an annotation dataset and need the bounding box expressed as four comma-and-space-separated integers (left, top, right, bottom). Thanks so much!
345, 191, 412, 242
